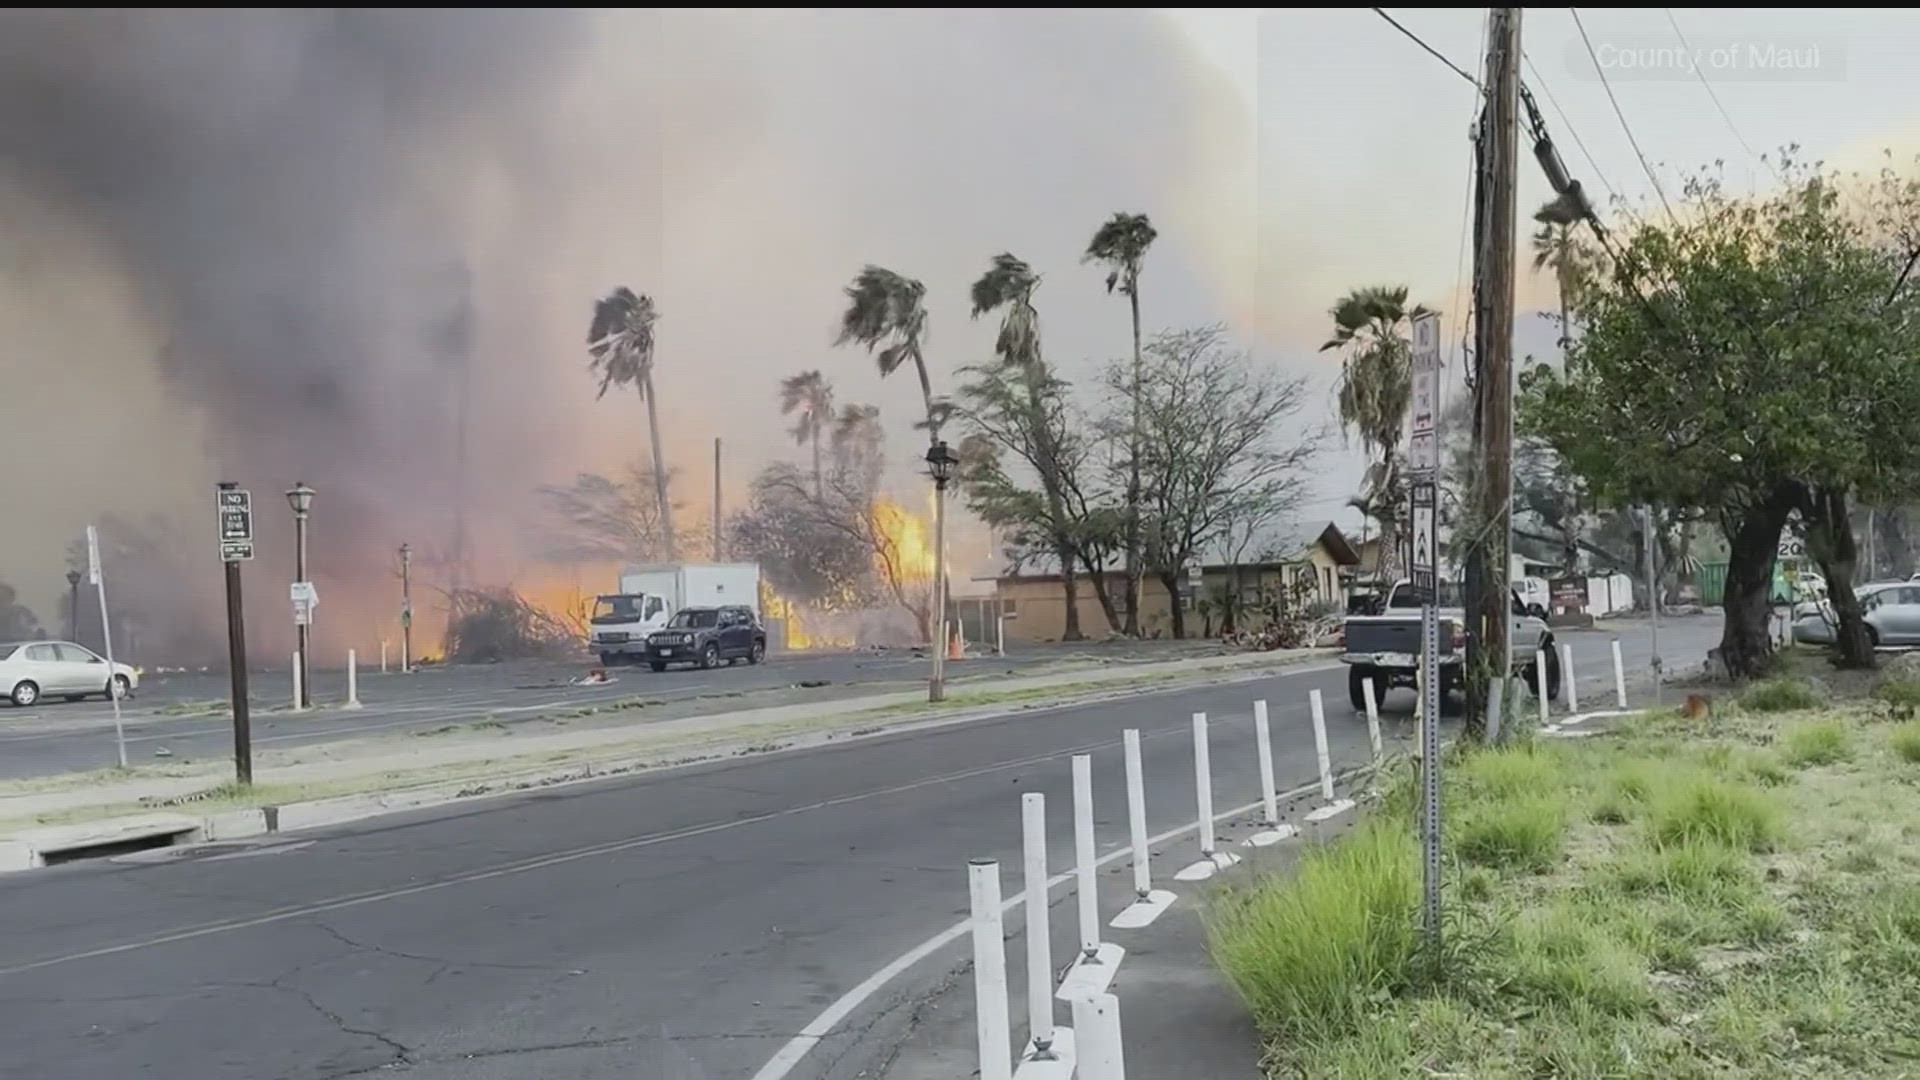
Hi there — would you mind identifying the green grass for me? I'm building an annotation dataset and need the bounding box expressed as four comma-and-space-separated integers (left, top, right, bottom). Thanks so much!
1739, 677, 1823, 713
1889, 721, 1920, 763
1210, 692, 1920, 1078
1455, 795, 1565, 871
1781, 720, 1852, 767
1207, 817, 1418, 1043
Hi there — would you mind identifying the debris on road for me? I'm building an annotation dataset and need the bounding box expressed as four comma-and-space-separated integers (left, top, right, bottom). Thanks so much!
571, 669, 618, 686
154, 747, 172, 757
795, 679, 830, 689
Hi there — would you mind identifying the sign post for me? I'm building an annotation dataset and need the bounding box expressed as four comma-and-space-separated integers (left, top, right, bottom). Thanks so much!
216, 484, 255, 786
85, 526, 129, 768
1409, 312, 1444, 954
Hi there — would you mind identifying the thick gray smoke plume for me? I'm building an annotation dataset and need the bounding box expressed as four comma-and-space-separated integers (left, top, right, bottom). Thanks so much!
0, 10, 1248, 660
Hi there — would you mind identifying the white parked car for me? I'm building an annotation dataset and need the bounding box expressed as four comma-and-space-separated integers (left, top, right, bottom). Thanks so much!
0, 640, 139, 706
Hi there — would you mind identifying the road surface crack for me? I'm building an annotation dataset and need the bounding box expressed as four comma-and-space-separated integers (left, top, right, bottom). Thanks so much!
304, 917, 581, 982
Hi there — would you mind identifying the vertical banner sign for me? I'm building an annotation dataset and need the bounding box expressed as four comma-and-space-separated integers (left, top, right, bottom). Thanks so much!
1409, 311, 1444, 949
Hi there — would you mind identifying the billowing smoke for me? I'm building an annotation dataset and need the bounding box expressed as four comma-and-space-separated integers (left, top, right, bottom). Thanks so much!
0, 10, 1251, 661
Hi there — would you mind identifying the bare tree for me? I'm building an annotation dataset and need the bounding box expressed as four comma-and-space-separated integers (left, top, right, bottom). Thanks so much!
533, 461, 702, 565
1112, 326, 1321, 638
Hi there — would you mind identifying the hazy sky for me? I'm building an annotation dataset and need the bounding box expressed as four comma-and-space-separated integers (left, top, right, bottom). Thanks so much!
3, 9, 1917, 650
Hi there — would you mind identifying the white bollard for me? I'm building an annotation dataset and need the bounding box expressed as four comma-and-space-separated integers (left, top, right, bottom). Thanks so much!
1021, 792, 1058, 1056
1253, 701, 1278, 826
1536, 648, 1550, 726
292, 652, 305, 712
1362, 677, 1382, 762
1561, 642, 1577, 713
1071, 993, 1126, 1080
969, 859, 1014, 1080
1611, 638, 1627, 709
1123, 730, 1150, 898
1310, 690, 1334, 802
345, 649, 362, 709
380, 640, 389, 675
1072, 755, 1100, 961
1192, 713, 1215, 857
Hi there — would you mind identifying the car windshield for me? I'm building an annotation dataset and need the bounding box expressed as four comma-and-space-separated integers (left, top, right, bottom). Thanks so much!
591, 596, 645, 623
1390, 581, 1462, 609
669, 609, 719, 629
0, 642, 23, 660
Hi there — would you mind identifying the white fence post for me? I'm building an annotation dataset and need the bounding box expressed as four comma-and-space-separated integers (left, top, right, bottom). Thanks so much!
1611, 638, 1627, 709
1021, 792, 1058, 1056
380, 640, 390, 675
1253, 701, 1278, 826
1123, 730, 1150, 898
1072, 754, 1100, 961
292, 652, 305, 712
1535, 648, 1550, 726
969, 859, 1013, 1080
1561, 642, 1577, 713
1309, 690, 1334, 802
345, 649, 362, 710
1192, 712, 1215, 857
1362, 677, 1382, 763
1071, 993, 1126, 1080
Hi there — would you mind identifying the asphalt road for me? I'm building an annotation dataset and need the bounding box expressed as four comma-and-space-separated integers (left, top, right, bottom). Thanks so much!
0, 639, 1230, 781
0, 619, 1716, 1080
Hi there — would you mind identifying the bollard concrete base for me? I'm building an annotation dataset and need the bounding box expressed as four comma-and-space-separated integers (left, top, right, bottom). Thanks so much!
1013, 1027, 1077, 1080
1304, 798, 1356, 841
1243, 823, 1297, 848
1056, 942, 1126, 1003
1110, 889, 1176, 930
1172, 850, 1240, 882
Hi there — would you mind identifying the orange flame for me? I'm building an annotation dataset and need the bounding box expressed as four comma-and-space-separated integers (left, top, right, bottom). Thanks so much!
872, 498, 936, 584
760, 583, 854, 651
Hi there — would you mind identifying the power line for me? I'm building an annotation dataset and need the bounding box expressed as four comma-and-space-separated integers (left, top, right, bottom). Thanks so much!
1370, 8, 1480, 89
1570, 8, 1676, 223
1662, 8, 1764, 169
1521, 53, 1623, 209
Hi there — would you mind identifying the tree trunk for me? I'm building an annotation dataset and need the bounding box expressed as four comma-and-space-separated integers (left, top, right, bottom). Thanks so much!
811, 426, 823, 500
1162, 571, 1186, 639
642, 370, 676, 561
1122, 286, 1145, 637
1013, 357, 1082, 641
1804, 485, 1874, 669
1717, 493, 1793, 678
1079, 558, 1124, 635
1058, 541, 1085, 641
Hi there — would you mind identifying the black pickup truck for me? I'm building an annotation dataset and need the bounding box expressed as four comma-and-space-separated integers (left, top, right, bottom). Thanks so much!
1339, 579, 1557, 710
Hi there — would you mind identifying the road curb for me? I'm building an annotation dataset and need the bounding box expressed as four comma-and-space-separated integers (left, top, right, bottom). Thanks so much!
0, 651, 1338, 876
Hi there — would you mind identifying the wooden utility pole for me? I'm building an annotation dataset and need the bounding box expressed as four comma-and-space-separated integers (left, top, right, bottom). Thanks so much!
1465, 8, 1522, 741
713, 437, 724, 561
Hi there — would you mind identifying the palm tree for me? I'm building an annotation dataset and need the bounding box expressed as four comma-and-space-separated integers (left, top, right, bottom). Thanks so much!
1320, 285, 1432, 586
835, 266, 946, 438
779, 371, 835, 498
1532, 197, 1589, 354
587, 287, 675, 561
970, 253, 1083, 641
1082, 212, 1157, 636
829, 403, 883, 466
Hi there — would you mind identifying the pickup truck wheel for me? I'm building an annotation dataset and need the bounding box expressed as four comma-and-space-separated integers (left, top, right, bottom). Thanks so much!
649, 661, 667, 673
1348, 665, 1379, 712
599, 651, 616, 666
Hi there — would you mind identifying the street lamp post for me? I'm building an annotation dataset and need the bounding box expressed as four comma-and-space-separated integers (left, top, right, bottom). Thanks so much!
925, 440, 958, 703
65, 569, 81, 642
399, 543, 413, 674
287, 483, 315, 709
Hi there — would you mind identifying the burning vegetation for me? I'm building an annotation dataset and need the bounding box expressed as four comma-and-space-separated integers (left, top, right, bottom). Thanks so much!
442, 587, 578, 662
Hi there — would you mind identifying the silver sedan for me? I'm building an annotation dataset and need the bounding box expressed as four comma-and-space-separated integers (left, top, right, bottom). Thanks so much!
0, 640, 140, 707
1792, 581, 1920, 648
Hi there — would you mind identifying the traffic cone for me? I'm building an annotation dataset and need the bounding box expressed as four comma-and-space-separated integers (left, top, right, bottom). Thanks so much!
947, 622, 965, 661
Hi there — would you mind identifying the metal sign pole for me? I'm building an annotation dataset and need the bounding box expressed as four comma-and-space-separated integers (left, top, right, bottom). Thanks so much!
1410, 312, 1444, 953
85, 526, 128, 769
216, 484, 256, 785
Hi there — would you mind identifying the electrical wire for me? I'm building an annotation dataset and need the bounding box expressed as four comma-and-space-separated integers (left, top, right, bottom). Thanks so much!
1521, 53, 1624, 211
1370, 8, 1480, 90
1663, 8, 1764, 168
1570, 8, 1677, 224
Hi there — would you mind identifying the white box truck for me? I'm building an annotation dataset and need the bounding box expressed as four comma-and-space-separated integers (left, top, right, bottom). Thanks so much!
588, 563, 761, 663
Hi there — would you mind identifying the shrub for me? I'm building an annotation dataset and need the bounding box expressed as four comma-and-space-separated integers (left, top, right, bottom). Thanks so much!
1889, 722, 1920, 764
1456, 795, 1566, 871
1647, 778, 1777, 852
1781, 719, 1852, 767
1208, 818, 1418, 1041
1458, 744, 1559, 800
1739, 677, 1822, 713
1878, 677, 1920, 709
1503, 906, 1652, 1015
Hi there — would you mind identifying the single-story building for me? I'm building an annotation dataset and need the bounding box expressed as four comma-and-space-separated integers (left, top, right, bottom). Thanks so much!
991, 523, 1361, 642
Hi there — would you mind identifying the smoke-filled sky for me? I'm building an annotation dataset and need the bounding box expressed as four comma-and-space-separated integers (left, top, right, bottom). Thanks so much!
3, 9, 1916, 656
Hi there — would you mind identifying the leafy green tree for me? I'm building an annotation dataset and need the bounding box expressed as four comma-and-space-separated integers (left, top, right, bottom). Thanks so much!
1525, 161, 1920, 674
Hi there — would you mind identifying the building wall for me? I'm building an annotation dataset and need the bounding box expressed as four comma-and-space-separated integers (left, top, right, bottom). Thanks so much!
998, 547, 1350, 642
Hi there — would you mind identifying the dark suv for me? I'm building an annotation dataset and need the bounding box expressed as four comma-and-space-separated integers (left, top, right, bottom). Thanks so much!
645, 605, 767, 671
